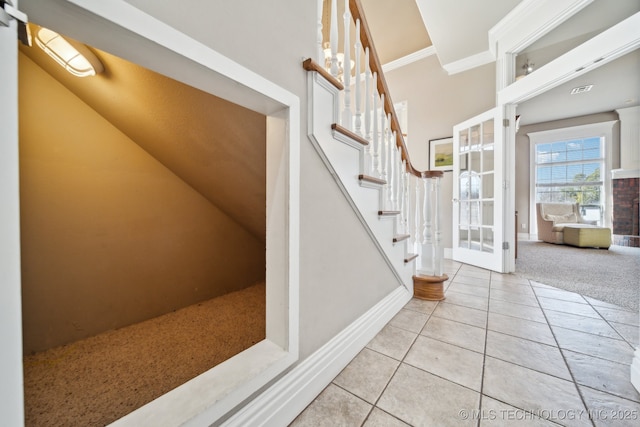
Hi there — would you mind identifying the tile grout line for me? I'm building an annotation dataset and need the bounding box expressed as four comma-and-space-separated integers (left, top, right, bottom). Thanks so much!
484, 296, 587, 381
326, 267, 464, 426
483, 276, 584, 425
361, 263, 467, 426
530, 279, 598, 427
296, 263, 637, 426
355, 268, 460, 427
582, 298, 638, 346
539, 291, 637, 357
475, 271, 494, 427
332, 304, 432, 427
366, 301, 435, 426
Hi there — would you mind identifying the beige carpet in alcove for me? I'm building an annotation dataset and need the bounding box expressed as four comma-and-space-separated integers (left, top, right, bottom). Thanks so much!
23, 282, 265, 427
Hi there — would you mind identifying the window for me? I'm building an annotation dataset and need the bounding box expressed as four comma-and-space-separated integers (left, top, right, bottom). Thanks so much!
534, 137, 604, 223
528, 121, 616, 233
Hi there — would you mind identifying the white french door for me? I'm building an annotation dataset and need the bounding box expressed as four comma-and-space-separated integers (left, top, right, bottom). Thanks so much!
452, 107, 510, 273
0, 1, 25, 424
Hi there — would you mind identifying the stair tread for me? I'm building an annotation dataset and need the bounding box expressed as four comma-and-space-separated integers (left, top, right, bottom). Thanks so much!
404, 253, 419, 263
359, 174, 386, 185
393, 234, 411, 243
378, 210, 401, 216
332, 124, 369, 146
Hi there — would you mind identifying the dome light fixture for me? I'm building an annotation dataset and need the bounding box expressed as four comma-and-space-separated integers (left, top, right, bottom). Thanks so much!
35, 27, 104, 77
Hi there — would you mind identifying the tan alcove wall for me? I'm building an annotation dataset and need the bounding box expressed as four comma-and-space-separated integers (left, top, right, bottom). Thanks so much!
19, 51, 266, 354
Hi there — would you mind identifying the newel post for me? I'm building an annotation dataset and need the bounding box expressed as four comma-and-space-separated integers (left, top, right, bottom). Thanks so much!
413, 172, 448, 301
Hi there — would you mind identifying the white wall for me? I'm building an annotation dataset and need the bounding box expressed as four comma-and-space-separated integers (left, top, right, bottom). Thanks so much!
385, 55, 497, 249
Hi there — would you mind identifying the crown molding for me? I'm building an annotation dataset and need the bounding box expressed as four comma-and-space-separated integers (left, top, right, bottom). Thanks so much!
441, 50, 495, 75
489, 0, 594, 57
381, 46, 437, 73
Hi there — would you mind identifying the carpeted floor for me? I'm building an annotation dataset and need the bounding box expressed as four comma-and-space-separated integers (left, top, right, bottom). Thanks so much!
23, 282, 265, 427
515, 241, 640, 311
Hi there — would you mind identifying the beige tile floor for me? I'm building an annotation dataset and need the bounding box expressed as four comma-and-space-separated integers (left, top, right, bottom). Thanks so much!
291, 260, 640, 427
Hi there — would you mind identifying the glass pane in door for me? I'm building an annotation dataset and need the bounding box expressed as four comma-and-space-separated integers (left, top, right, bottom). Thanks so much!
483, 173, 494, 199
457, 119, 495, 254
482, 228, 494, 253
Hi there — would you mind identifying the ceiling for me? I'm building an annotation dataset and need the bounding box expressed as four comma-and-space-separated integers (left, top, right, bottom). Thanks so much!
414, 0, 522, 66
362, 0, 640, 126
19, 25, 267, 242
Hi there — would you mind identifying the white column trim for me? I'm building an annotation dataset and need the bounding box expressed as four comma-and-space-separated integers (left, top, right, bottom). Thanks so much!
632, 347, 640, 393
0, 7, 25, 426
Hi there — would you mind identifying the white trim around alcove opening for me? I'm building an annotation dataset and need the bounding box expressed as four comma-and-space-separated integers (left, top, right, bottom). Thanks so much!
22, 1, 301, 426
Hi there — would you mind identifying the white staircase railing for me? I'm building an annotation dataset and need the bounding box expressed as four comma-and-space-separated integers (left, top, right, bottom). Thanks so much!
312, 0, 447, 299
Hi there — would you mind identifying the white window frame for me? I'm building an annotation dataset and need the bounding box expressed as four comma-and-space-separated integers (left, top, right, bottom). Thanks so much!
528, 121, 617, 238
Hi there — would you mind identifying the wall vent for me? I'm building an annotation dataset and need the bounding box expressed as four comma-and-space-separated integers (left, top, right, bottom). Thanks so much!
570, 85, 593, 95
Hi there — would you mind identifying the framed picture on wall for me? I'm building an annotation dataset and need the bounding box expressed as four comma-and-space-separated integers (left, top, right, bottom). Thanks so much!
429, 137, 454, 171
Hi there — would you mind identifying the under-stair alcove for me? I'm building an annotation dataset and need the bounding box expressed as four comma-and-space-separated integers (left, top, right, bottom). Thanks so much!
18, 27, 268, 426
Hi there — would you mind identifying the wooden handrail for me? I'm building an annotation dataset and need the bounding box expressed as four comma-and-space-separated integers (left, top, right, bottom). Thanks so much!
303, 58, 344, 91
349, 0, 442, 179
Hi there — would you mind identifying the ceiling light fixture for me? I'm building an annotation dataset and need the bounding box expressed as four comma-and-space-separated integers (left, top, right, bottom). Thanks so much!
522, 60, 534, 75
570, 84, 593, 95
35, 27, 104, 77
323, 42, 354, 83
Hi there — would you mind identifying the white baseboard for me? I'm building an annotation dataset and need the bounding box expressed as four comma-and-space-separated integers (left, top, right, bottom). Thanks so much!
221, 286, 412, 427
631, 346, 640, 393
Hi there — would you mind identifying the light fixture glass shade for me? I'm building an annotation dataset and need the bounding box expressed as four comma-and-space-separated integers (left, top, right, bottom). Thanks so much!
522, 61, 534, 75
35, 28, 104, 77
323, 42, 355, 83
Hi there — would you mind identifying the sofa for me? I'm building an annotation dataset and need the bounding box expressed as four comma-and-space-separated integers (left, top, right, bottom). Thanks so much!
536, 202, 598, 244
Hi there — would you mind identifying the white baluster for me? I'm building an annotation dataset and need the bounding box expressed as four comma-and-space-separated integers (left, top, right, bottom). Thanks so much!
329, 0, 338, 78
414, 175, 421, 252
392, 145, 399, 232
401, 162, 408, 234
423, 177, 431, 245
317, 0, 324, 63
372, 74, 380, 178
394, 144, 401, 211
398, 148, 403, 211
354, 19, 362, 136
387, 125, 395, 209
419, 177, 427, 273
364, 49, 372, 175
380, 94, 387, 186
433, 176, 443, 276
396, 158, 403, 230
341, 7, 352, 128
388, 129, 394, 209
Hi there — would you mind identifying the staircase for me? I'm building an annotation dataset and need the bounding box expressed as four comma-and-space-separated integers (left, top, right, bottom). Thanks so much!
303, 0, 448, 299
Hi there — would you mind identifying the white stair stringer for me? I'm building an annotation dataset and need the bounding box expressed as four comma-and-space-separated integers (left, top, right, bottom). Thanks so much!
306, 72, 415, 291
